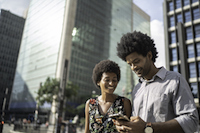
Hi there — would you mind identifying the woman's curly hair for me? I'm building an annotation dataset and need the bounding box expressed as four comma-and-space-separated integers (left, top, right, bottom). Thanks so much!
116, 31, 158, 62
92, 60, 120, 89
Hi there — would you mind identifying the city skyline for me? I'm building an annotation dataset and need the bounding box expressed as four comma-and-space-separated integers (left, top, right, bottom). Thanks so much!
0, 0, 166, 68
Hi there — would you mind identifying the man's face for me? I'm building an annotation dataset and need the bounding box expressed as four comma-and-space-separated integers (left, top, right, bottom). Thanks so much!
125, 52, 152, 78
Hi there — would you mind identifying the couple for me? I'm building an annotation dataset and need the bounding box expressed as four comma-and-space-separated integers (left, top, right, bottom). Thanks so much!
85, 31, 199, 133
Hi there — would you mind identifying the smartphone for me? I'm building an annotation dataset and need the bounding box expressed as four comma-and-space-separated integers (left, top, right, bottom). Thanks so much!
109, 113, 130, 121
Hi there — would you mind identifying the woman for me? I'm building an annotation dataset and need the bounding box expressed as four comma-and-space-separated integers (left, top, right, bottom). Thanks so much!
85, 60, 132, 133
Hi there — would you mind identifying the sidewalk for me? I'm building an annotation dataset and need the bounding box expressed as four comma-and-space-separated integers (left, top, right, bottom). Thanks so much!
2, 123, 85, 133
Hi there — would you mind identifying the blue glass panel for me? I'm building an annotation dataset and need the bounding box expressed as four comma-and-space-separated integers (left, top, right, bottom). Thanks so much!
190, 82, 198, 98
186, 27, 193, 40
176, 13, 183, 23
170, 31, 176, 43
196, 43, 200, 56
189, 63, 196, 78
187, 44, 195, 58
170, 16, 175, 27
168, 1, 174, 11
172, 65, 178, 72
184, 10, 191, 22
193, 8, 200, 20
171, 48, 177, 61
176, 0, 181, 9
195, 24, 200, 38
184, 0, 190, 6
192, 0, 198, 3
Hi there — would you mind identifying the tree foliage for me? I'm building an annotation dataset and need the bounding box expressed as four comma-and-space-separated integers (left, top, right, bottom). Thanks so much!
36, 77, 79, 106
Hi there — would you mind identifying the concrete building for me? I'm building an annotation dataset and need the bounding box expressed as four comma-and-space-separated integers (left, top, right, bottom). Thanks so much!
163, 0, 200, 107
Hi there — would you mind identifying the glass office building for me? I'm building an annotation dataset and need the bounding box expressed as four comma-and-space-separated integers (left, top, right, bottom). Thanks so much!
163, 0, 200, 107
131, 3, 151, 97
108, 0, 132, 97
133, 3, 151, 36
108, 2, 150, 100
10, 0, 77, 111
68, 0, 112, 105
10, 0, 134, 117
0, 9, 25, 119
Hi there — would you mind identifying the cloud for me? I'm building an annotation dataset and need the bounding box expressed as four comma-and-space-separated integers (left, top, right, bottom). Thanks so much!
151, 19, 166, 68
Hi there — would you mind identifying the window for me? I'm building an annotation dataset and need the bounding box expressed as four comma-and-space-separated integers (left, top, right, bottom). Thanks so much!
187, 44, 195, 58
198, 62, 200, 76
169, 16, 175, 27
168, 1, 174, 12
189, 62, 196, 78
172, 65, 178, 72
184, 0, 190, 6
176, 13, 183, 23
192, 0, 198, 3
176, 0, 181, 9
194, 24, 200, 38
171, 48, 177, 61
170, 31, 176, 44
186, 27, 193, 40
184, 10, 191, 22
193, 8, 200, 20
190, 82, 198, 98
196, 42, 200, 56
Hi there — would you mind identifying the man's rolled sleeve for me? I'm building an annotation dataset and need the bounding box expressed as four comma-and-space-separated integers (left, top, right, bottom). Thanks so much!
174, 76, 199, 133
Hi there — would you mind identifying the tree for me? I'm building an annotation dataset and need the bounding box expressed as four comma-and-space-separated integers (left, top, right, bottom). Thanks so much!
36, 77, 79, 106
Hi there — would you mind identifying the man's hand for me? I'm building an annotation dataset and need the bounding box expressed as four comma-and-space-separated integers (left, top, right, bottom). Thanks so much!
114, 116, 146, 133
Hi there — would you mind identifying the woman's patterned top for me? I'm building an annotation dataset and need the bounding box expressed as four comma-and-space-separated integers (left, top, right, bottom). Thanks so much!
89, 95, 125, 133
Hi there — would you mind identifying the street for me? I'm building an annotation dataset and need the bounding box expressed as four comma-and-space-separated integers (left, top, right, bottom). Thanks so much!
2, 123, 84, 133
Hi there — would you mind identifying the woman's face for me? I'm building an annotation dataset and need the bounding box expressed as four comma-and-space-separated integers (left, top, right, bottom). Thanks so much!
98, 72, 118, 94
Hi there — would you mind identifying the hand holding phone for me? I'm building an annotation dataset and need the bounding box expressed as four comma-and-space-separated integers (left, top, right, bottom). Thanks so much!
109, 113, 130, 121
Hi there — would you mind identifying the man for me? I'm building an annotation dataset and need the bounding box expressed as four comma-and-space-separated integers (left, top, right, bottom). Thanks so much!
115, 31, 199, 133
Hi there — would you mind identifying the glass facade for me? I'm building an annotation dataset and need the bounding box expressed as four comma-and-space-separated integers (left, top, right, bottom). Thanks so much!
172, 65, 178, 72
191, 82, 198, 98
10, 0, 67, 109
192, 0, 199, 3
168, 1, 174, 12
184, 10, 191, 23
132, 4, 150, 36
170, 16, 175, 27
186, 26, 193, 40
10, 0, 134, 112
69, 0, 112, 103
175, 0, 181, 9
196, 42, 200, 56
189, 62, 197, 78
187, 44, 195, 58
164, 0, 200, 105
194, 24, 200, 38
108, 0, 133, 97
170, 31, 176, 44
127, 3, 150, 99
184, 0, 190, 6
193, 8, 200, 20
176, 13, 183, 23
171, 48, 178, 61
0, 10, 25, 115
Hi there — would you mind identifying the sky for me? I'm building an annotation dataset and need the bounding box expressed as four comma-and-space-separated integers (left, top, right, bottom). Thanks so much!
0, 0, 166, 67
133, 0, 165, 67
